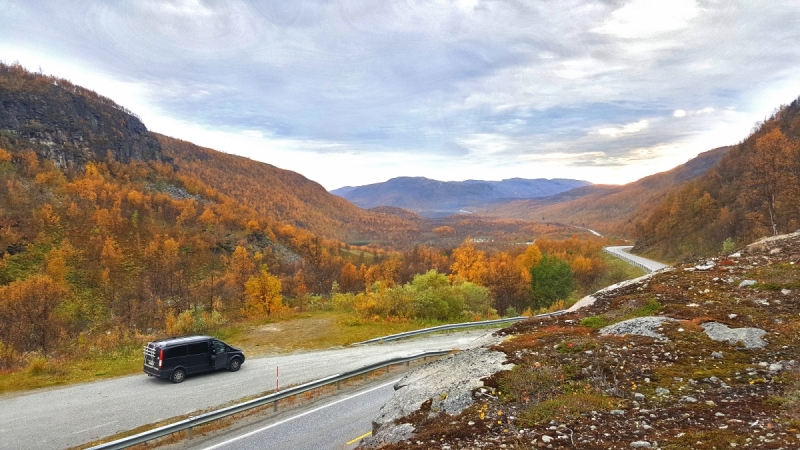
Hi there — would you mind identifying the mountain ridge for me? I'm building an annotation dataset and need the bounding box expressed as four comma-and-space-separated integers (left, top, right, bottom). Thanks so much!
476, 146, 732, 235
331, 176, 591, 218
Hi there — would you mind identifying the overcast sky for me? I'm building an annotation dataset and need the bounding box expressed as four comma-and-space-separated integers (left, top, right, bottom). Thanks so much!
2, 0, 799, 190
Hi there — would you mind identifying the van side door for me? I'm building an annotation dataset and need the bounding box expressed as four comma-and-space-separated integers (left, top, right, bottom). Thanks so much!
211, 340, 228, 370
187, 341, 211, 374
164, 345, 188, 373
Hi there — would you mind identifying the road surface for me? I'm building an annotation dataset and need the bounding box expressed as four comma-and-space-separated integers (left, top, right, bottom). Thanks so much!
0, 329, 490, 450
604, 246, 668, 273
175, 378, 399, 450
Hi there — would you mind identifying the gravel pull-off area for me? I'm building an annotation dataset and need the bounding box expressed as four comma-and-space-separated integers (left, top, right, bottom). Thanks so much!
701, 321, 768, 349
599, 316, 677, 339
362, 335, 512, 447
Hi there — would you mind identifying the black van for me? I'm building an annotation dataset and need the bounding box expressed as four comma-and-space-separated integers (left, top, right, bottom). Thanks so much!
143, 336, 246, 383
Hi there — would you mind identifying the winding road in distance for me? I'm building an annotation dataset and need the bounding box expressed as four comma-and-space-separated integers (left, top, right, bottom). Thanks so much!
0, 329, 489, 450
604, 245, 669, 273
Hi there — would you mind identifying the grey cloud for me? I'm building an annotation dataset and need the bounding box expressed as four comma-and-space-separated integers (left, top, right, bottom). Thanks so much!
2, 0, 800, 179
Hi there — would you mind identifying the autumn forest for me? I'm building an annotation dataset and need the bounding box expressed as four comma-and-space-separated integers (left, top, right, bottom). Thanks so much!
1, 62, 799, 388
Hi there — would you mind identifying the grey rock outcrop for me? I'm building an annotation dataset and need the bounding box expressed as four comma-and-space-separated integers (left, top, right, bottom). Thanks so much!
0, 66, 163, 165
701, 322, 767, 349
599, 316, 676, 340
361, 333, 511, 447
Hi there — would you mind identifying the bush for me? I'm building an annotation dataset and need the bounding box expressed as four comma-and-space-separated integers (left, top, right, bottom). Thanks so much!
332, 270, 492, 322
165, 306, 227, 336
25, 356, 50, 375
505, 306, 519, 317
580, 316, 609, 329
722, 237, 736, 254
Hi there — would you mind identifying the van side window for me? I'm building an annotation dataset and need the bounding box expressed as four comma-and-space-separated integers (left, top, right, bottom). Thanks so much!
211, 341, 226, 354
187, 342, 209, 355
165, 345, 188, 358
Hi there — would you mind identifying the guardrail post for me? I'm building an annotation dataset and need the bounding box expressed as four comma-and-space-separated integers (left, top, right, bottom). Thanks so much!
386, 365, 390, 374
273, 400, 278, 412
337, 380, 341, 390
405, 361, 409, 367
187, 427, 193, 439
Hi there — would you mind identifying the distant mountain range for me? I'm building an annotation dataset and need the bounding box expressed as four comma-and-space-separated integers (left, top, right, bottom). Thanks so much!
476, 146, 732, 234
331, 177, 591, 218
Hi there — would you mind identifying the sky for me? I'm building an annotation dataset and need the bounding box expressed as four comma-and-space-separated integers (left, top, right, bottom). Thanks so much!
1, 0, 800, 190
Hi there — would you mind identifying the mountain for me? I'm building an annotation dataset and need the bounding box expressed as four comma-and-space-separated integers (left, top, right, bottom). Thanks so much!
477, 146, 732, 235
331, 177, 591, 217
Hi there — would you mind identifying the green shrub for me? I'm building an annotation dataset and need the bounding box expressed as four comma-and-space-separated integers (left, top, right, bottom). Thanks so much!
722, 237, 736, 254
628, 298, 662, 318
580, 316, 609, 328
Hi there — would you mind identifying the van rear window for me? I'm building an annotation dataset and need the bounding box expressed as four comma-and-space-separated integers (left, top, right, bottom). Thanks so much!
187, 342, 209, 355
165, 346, 188, 358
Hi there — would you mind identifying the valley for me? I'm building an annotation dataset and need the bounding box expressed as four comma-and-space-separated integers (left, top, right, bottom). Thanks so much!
1, 33, 799, 450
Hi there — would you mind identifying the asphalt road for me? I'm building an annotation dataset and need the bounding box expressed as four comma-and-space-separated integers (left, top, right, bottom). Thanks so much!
604, 245, 668, 273
0, 329, 490, 450
181, 378, 399, 450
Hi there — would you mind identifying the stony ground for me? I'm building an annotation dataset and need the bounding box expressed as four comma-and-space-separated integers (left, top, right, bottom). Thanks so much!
361, 232, 800, 449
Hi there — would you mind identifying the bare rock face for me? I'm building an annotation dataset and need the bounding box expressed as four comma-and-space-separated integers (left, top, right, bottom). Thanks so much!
0, 65, 163, 165
360, 334, 512, 447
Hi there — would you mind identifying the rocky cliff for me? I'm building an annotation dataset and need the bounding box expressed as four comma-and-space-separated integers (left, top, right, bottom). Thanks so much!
361, 232, 800, 449
0, 63, 162, 166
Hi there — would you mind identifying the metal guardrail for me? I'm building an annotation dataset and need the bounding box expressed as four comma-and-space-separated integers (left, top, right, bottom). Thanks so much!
354, 312, 565, 345
87, 350, 452, 450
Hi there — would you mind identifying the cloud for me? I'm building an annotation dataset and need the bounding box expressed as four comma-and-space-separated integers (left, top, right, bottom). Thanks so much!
1, 0, 800, 189
598, 120, 649, 137
594, 0, 699, 38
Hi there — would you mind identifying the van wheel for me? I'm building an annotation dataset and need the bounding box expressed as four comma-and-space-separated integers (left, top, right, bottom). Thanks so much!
228, 358, 241, 372
171, 368, 186, 383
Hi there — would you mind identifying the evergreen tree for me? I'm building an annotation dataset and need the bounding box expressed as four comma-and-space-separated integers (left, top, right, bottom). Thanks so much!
529, 254, 574, 310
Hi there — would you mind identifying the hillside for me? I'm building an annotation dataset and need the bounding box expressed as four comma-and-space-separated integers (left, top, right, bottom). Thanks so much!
477, 146, 731, 236
362, 232, 800, 449
159, 136, 422, 243
633, 97, 800, 261
332, 177, 590, 218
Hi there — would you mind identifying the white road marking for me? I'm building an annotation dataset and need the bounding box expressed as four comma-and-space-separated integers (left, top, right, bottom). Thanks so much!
71, 421, 118, 435
200, 378, 401, 450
